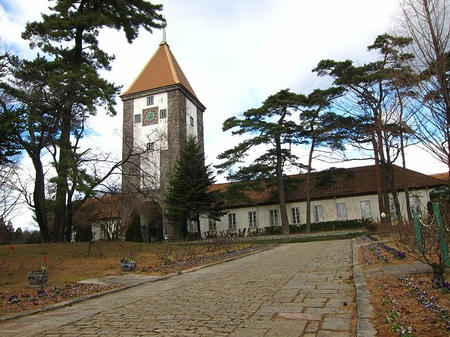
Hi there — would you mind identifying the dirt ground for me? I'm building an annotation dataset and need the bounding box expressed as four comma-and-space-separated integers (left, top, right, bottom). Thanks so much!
0, 240, 262, 316
358, 235, 450, 336
367, 274, 449, 337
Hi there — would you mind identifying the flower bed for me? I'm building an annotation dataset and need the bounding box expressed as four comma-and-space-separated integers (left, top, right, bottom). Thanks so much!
367, 274, 450, 336
359, 235, 408, 266
140, 245, 264, 273
1, 282, 120, 316
399, 275, 449, 331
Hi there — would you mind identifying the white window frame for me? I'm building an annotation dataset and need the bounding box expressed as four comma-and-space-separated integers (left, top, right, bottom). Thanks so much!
248, 211, 257, 228
160, 109, 167, 119
291, 207, 300, 225
360, 200, 372, 220
208, 218, 216, 231
228, 213, 236, 230
134, 114, 141, 124
389, 197, 398, 219
336, 202, 347, 221
313, 205, 324, 223
147, 96, 154, 106
189, 116, 194, 127
269, 209, 278, 226
146, 142, 154, 151
409, 195, 421, 215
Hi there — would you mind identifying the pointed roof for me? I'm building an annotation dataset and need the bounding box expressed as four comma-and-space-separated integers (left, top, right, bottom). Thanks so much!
122, 42, 197, 98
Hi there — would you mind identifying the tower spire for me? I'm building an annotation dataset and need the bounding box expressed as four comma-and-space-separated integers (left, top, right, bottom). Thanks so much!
161, 16, 167, 44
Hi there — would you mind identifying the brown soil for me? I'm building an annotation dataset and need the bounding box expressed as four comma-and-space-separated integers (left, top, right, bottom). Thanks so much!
358, 239, 416, 268
0, 241, 264, 317
367, 274, 449, 337
1, 282, 119, 316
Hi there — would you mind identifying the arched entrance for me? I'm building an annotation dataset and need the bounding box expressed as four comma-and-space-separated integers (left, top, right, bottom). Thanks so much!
137, 201, 163, 242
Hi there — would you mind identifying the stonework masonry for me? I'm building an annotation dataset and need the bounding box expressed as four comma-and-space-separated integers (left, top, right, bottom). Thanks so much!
120, 84, 205, 240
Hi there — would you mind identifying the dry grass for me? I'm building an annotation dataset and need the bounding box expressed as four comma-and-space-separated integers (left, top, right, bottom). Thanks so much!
0, 241, 258, 293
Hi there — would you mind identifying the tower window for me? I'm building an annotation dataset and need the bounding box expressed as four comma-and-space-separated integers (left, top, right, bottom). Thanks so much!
189, 116, 194, 127
134, 114, 141, 124
146, 142, 154, 151
147, 96, 154, 106
160, 109, 167, 119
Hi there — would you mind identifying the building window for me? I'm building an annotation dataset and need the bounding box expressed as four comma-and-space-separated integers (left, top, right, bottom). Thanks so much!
228, 213, 236, 230
146, 142, 154, 151
389, 198, 399, 219
269, 209, 278, 226
188, 220, 197, 232
291, 207, 300, 225
147, 96, 154, 106
336, 203, 347, 221
313, 205, 324, 223
248, 211, 257, 228
189, 116, 194, 127
160, 109, 167, 119
360, 200, 372, 219
409, 195, 421, 215
134, 114, 141, 124
208, 218, 216, 231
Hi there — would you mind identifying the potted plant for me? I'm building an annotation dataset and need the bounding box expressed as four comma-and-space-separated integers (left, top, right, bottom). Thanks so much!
27, 266, 48, 287
120, 257, 136, 272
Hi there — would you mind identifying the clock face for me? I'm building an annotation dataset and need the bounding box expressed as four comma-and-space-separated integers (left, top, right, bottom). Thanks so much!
142, 107, 158, 126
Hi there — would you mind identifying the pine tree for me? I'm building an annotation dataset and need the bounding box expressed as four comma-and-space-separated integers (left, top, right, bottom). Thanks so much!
298, 87, 349, 232
167, 137, 222, 239
216, 89, 305, 235
22, 1, 165, 241
313, 34, 416, 223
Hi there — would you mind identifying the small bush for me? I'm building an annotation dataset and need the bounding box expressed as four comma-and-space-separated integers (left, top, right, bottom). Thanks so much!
125, 215, 143, 242
75, 225, 93, 242
264, 219, 371, 235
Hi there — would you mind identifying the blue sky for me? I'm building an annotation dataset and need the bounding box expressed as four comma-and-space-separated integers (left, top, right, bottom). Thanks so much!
1, 0, 447, 229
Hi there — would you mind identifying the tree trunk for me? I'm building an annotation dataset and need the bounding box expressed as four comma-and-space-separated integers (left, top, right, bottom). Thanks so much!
53, 103, 71, 241
30, 153, 50, 242
305, 138, 315, 233
372, 138, 386, 223
399, 102, 412, 221
275, 135, 289, 235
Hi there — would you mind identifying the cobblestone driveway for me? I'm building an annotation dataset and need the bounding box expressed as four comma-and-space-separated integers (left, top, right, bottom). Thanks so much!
0, 240, 355, 336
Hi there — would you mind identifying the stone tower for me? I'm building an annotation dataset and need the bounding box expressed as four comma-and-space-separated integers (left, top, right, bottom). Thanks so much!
120, 41, 205, 241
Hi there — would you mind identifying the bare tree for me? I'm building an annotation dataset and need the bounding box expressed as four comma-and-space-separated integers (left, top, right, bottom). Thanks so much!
0, 162, 22, 222
400, 0, 450, 173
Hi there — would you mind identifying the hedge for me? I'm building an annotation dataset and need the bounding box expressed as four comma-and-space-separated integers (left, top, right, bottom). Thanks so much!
263, 219, 372, 235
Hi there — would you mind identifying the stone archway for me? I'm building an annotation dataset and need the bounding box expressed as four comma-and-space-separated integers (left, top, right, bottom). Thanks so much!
137, 201, 163, 242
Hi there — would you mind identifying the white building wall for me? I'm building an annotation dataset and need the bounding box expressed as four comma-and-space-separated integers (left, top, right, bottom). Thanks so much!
186, 98, 198, 140
132, 93, 168, 189
199, 189, 432, 236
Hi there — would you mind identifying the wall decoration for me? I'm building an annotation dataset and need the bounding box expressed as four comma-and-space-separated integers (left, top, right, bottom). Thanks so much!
142, 107, 158, 126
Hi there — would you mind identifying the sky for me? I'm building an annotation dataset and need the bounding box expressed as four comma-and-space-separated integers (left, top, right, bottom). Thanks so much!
0, 0, 447, 229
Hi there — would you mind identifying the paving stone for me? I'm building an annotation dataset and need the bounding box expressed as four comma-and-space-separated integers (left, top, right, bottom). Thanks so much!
305, 321, 320, 332
322, 316, 350, 331
317, 331, 350, 337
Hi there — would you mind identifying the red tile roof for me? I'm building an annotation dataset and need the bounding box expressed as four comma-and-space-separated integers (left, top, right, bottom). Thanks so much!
122, 42, 197, 98
210, 165, 444, 208
430, 172, 449, 181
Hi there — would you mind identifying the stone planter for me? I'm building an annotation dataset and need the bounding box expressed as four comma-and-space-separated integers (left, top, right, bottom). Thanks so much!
27, 271, 48, 287
120, 260, 136, 272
